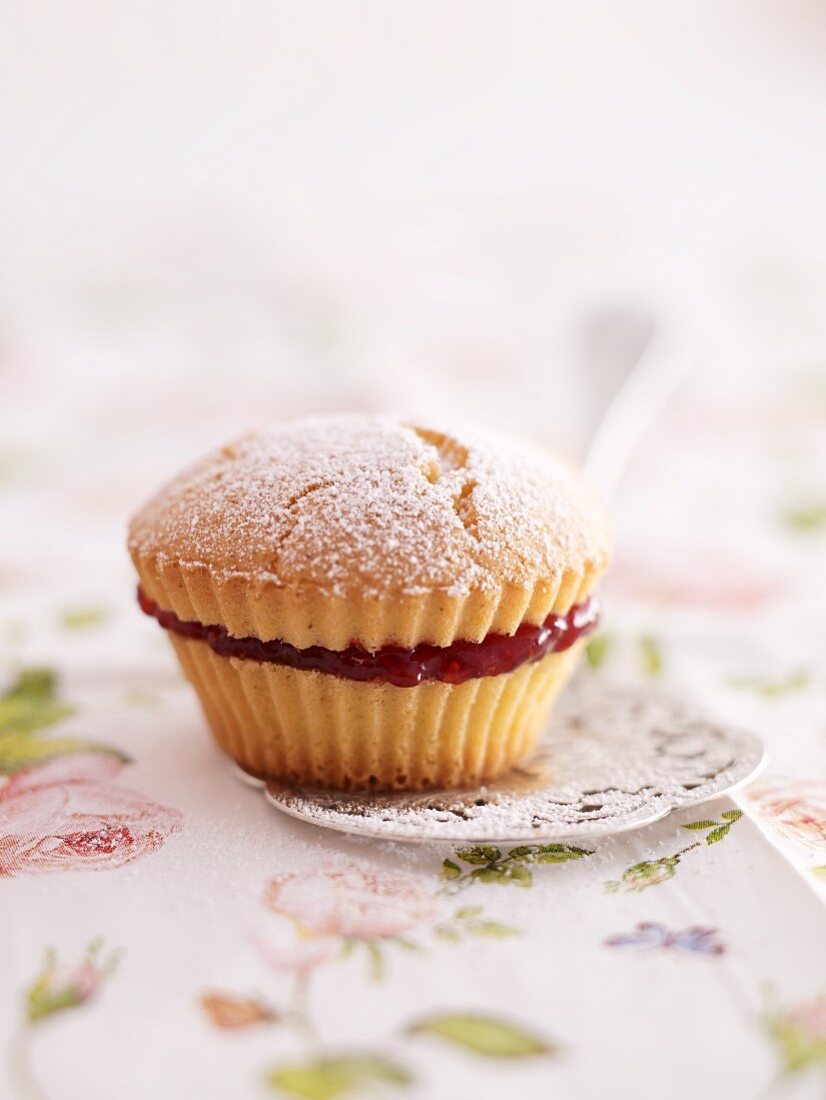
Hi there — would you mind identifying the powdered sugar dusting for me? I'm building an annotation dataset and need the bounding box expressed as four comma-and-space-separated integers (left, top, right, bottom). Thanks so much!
129, 415, 610, 596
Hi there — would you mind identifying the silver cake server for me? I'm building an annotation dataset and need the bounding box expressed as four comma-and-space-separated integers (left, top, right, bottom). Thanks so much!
254, 314, 764, 842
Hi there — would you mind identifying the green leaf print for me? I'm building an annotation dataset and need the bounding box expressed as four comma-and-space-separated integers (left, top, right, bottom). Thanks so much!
440, 859, 462, 881
464, 920, 520, 938
435, 907, 520, 941
409, 1013, 552, 1058
59, 607, 108, 630
25, 940, 119, 1024
366, 942, 384, 983
639, 635, 663, 677
393, 938, 422, 954
443, 843, 593, 890
434, 926, 461, 942
0, 668, 129, 775
268, 1056, 411, 1099
508, 843, 592, 864
681, 812, 743, 847
455, 846, 502, 865
726, 671, 809, 697
122, 689, 160, 709
783, 503, 826, 532
585, 634, 613, 670
470, 863, 532, 887
0, 669, 74, 737
765, 997, 826, 1075
0, 735, 123, 774
609, 809, 744, 892
605, 854, 683, 893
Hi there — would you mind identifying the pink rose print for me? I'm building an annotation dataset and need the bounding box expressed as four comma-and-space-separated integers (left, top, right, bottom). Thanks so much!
259, 863, 436, 982
0, 752, 182, 876
610, 549, 783, 610
264, 863, 435, 940
782, 997, 826, 1039
766, 994, 826, 1075
746, 781, 826, 853
253, 933, 339, 978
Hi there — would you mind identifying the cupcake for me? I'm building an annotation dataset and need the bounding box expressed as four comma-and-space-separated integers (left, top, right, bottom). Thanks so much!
128, 415, 610, 790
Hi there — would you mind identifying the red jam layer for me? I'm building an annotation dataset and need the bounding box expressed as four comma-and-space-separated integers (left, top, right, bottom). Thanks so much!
137, 587, 598, 689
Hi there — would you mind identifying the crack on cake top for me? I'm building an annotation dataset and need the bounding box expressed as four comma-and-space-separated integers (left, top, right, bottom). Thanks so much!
129, 414, 610, 596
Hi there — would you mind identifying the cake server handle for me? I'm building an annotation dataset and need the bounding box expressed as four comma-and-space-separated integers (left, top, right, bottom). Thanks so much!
579, 311, 695, 501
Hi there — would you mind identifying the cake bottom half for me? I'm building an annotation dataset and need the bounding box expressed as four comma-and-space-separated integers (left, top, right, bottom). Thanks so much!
170, 634, 582, 791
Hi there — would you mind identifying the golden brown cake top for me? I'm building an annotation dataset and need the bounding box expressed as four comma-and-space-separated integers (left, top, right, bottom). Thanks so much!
128, 415, 610, 600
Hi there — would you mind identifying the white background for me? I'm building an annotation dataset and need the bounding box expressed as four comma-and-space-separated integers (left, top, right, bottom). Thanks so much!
2, 2, 826, 460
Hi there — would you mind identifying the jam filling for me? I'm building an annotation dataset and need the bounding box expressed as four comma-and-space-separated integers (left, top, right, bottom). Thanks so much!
137, 587, 598, 688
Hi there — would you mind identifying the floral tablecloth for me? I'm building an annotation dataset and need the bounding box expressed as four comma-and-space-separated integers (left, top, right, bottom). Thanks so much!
4, 3, 826, 1093
2, 355, 826, 1100
0, 211, 825, 1100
